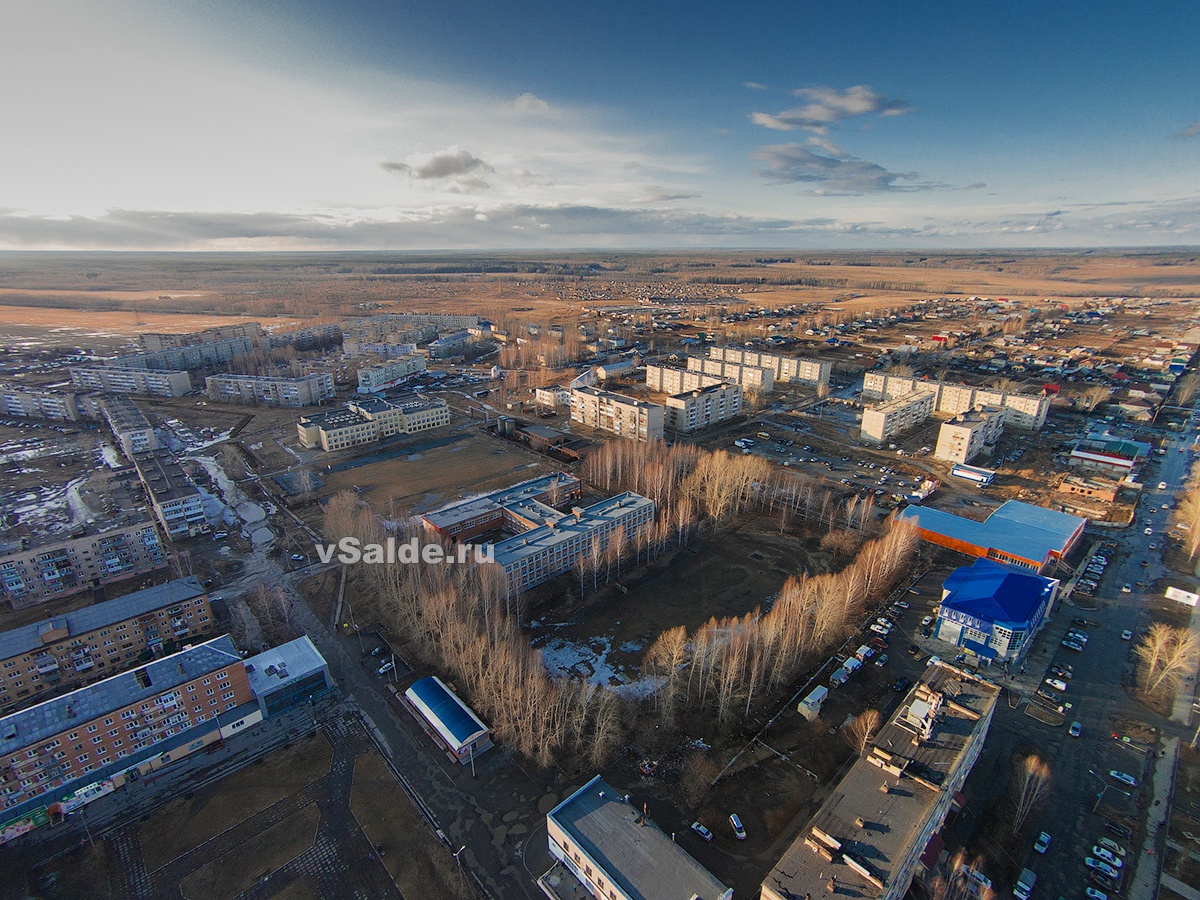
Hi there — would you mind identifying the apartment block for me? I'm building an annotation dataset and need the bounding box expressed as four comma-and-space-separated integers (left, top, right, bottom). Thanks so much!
0, 385, 82, 422
138, 323, 264, 352
0, 636, 252, 819
862, 373, 1049, 430
644, 363, 722, 395
133, 451, 209, 539
112, 337, 254, 372
708, 346, 831, 387
296, 395, 450, 451
664, 382, 743, 432
860, 391, 936, 444
356, 355, 426, 394
570, 386, 664, 442
204, 372, 334, 407
0, 521, 167, 609
534, 386, 572, 410
102, 397, 159, 459
685, 356, 775, 393
0, 578, 213, 711
428, 330, 473, 357
69, 366, 192, 398
933, 406, 1006, 464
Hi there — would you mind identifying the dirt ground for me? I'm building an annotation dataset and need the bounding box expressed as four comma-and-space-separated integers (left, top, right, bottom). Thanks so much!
322, 429, 563, 514
138, 732, 332, 872
348, 750, 473, 900
179, 803, 320, 900
22, 840, 116, 900
269, 875, 323, 900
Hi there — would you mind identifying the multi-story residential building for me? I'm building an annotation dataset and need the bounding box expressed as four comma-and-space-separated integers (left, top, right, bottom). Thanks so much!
69, 366, 192, 398
761, 662, 1000, 900
422, 474, 584, 541
102, 397, 159, 459
111, 337, 254, 372
664, 383, 743, 432
933, 406, 1006, 464
341, 338, 423, 358
0, 521, 167, 609
534, 386, 573, 411
0, 577, 213, 710
428, 330, 473, 357
204, 372, 334, 407
570, 386, 664, 442
262, 323, 343, 351
0, 385, 82, 422
686, 356, 775, 393
355, 355, 426, 394
138, 323, 263, 352
644, 363, 724, 395
708, 346, 831, 387
860, 391, 936, 444
133, 451, 209, 538
541, 775, 732, 900
0, 636, 253, 821
296, 395, 450, 451
862, 373, 1049, 430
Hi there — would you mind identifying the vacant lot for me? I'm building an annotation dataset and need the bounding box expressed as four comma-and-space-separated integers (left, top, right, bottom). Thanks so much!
323, 429, 562, 513
349, 751, 472, 899
139, 732, 332, 872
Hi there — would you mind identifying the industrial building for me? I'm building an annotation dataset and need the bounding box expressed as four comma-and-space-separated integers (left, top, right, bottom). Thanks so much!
422, 473, 583, 541
355, 355, 426, 394
542, 775, 732, 900
708, 346, 831, 387
760, 663, 1000, 900
402, 676, 492, 765
0, 577, 214, 712
0, 385, 84, 422
862, 373, 1050, 430
933, 559, 1059, 664
70, 366, 192, 398
1068, 433, 1152, 475
664, 382, 743, 432
899, 500, 1086, 574
102, 396, 159, 459
860, 391, 936, 444
933, 406, 1006, 464
296, 395, 450, 451
570, 386, 664, 443
204, 372, 334, 407
686, 356, 775, 393
0, 520, 167, 609
133, 450, 209, 538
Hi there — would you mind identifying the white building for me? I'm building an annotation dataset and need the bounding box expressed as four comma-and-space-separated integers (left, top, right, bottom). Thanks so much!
534, 386, 573, 411
708, 346, 831, 387
862, 373, 1049, 430
934, 406, 1006, 464
860, 391, 936, 444
356, 355, 427, 394
70, 367, 192, 398
205, 372, 334, 407
296, 395, 450, 451
686, 356, 775, 393
0, 385, 83, 421
102, 396, 159, 459
570, 387, 664, 443
133, 450, 209, 538
664, 382, 743, 432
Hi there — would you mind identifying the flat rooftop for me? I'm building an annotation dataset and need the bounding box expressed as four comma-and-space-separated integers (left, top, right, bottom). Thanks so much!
573, 385, 658, 409
0, 577, 207, 662
0, 635, 242, 756
899, 499, 1086, 565
491, 493, 654, 568
244, 635, 327, 697
549, 775, 731, 900
300, 408, 370, 430
133, 450, 201, 502
422, 473, 580, 531
762, 663, 1000, 900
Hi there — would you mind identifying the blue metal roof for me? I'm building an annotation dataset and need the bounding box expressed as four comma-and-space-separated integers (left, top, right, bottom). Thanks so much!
899, 500, 1084, 566
940, 558, 1056, 628
405, 676, 487, 748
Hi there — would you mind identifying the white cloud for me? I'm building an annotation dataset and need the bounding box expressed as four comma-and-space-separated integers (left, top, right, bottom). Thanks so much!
751, 84, 912, 133
511, 92, 551, 113
1175, 119, 1200, 139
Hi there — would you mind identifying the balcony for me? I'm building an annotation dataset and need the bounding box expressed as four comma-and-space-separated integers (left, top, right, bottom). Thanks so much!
33, 656, 59, 675
70, 652, 94, 672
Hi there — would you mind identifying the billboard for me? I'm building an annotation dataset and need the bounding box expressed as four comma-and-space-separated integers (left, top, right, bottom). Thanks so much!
1166, 586, 1200, 607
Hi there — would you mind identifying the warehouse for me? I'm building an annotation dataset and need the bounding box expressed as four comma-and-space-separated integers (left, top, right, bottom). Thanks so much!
402, 676, 492, 765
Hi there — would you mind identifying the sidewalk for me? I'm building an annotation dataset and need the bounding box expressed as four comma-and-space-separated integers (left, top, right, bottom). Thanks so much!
1130, 735, 1177, 899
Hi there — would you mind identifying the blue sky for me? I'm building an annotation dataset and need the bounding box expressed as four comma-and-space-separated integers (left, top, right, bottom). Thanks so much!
1, 0, 1198, 250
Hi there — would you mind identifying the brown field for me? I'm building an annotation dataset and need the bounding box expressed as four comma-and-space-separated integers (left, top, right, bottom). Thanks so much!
0, 304, 295, 336
348, 750, 472, 900
179, 803, 320, 900
138, 732, 332, 872
322, 430, 563, 513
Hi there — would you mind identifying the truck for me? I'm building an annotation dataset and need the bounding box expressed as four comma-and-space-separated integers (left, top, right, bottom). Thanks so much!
950, 463, 996, 485
1012, 867, 1035, 900
905, 478, 940, 502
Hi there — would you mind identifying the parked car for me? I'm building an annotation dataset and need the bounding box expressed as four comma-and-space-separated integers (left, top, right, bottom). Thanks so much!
213, 531, 228, 540
1070, 721, 1082, 737
1105, 820, 1133, 839
1159, 481, 1168, 490
1109, 770, 1137, 788
691, 822, 713, 841
1097, 837, 1126, 857
376, 660, 395, 675
1068, 630, 1089, 642
1092, 846, 1123, 868
1062, 640, 1085, 652
1144, 527, 1154, 535
1085, 889, 1108, 900
893, 677, 911, 692
1089, 871, 1119, 892
729, 814, 746, 840
907, 644, 921, 657
1084, 858, 1119, 879
370, 645, 387, 657
895, 601, 910, 609
921, 615, 934, 626
1044, 678, 1068, 692
290, 553, 306, 562
1121, 630, 1133, 641
869, 624, 890, 635
1034, 831, 1051, 853
874, 654, 889, 667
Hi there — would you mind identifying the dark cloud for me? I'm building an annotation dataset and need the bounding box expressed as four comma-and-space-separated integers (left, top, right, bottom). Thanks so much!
752, 143, 932, 194
380, 149, 494, 192
751, 84, 912, 133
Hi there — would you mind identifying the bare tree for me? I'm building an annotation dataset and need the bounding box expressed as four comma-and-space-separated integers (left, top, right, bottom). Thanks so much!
843, 709, 881, 757
1136, 622, 1200, 696
1077, 384, 1112, 413
1012, 754, 1051, 834
1176, 372, 1200, 406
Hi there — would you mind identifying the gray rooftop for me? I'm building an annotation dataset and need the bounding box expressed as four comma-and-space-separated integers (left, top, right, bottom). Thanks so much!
0, 635, 242, 756
762, 663, 1000, 900
133, 450, 201, 502
491, 493, 654, 568
422, 473, 580, 530
549, 776, 731, 900
0, 577, 207, 662
244, 636, 328, 697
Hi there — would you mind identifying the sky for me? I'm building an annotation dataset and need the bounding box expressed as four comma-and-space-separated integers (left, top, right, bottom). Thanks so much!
1, 0, 1199, 251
